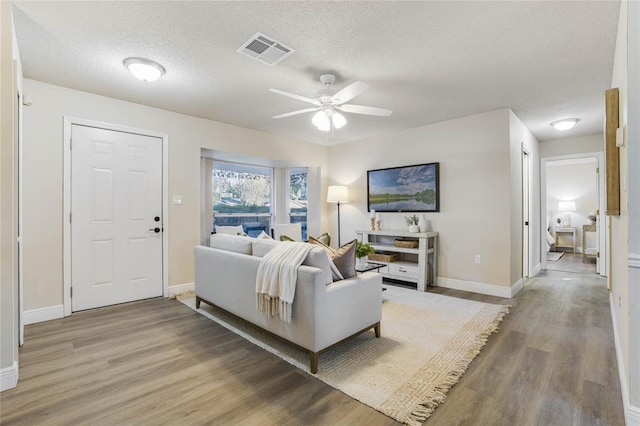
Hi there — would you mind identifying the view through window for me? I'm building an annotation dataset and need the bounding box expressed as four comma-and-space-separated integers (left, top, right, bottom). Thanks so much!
212, 162, 272, 237
290, 168, 308, 240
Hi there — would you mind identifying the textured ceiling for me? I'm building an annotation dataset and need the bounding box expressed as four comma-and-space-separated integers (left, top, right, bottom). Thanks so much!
12, 1, 620, 146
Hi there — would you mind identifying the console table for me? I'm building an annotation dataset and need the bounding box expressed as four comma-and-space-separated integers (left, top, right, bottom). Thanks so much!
356, 229, 438, 291
554, 227, 576, 253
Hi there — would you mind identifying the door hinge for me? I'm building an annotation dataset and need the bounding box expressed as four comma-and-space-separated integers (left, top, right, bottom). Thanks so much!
70, 139, 72, 150
69, 213, 72, 223
597, 252, 600, 258
596, 167, 599, 173
597, 209, 600, 216
70, 287, 73, 297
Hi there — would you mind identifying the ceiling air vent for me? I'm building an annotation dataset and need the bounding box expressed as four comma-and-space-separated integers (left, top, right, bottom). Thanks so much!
237, 32, 294, 66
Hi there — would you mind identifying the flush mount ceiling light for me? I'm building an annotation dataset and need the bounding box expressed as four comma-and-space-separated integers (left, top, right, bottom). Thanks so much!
123, 57, 166, 82
551, 118, 579, 131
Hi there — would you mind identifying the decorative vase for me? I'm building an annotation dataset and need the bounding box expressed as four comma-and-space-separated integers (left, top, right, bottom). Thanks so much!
356, 257, 365, 267
408, 225, 420, 233
418, 215, 431, 232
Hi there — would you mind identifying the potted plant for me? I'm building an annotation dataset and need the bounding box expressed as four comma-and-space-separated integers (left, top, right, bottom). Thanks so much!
356, 241, 375, 266
405, 214, 420, 232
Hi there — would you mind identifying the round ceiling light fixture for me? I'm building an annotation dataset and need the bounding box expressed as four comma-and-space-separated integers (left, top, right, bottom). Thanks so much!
550, 118, 579, 131
123, 57, 166, 82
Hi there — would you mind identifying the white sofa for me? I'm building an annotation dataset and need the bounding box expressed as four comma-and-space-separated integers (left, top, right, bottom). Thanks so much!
194, 234, 382, 373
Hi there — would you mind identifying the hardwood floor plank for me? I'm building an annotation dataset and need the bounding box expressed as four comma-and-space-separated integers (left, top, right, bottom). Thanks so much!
1, 270, 625, 426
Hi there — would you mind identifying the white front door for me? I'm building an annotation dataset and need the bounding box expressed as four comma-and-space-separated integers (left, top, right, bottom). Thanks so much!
71, 125, 163, 311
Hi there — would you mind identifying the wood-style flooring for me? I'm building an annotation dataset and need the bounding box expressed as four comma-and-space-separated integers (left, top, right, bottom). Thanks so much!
547, 251, 598, 275
1, 270, 625, 425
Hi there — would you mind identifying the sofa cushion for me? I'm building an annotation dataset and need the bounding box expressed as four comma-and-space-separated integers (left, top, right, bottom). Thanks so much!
252, 238, 280, 257
210, 233, 253, 255
308, 237, 357, 279
256, 230, 273, 240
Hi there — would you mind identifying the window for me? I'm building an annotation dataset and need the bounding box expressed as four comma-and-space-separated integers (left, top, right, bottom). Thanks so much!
289, 168, 308, 240
212, 162, 272, 237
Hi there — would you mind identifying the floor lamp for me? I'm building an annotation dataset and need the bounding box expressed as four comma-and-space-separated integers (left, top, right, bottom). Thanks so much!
327, 185, 349, 246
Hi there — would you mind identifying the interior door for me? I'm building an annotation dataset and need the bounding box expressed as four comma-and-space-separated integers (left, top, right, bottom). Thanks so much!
71, 125, 163, 311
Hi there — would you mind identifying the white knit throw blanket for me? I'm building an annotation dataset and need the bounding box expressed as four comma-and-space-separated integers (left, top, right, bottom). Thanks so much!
256, 242, 314, 323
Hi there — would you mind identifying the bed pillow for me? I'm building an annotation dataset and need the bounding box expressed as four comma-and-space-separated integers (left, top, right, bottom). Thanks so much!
308, 237, 356, 280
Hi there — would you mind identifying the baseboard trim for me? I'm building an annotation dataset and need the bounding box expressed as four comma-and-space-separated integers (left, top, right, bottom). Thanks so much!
24, 305, 64, 325
610, 293, 640, 426
168, 282, 194, 297
0, 361, 18, 392
437, 277, 515, 298
531, 262, 541, 277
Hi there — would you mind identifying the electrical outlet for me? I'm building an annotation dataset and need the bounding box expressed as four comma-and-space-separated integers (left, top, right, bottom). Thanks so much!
474, 255, 481, 264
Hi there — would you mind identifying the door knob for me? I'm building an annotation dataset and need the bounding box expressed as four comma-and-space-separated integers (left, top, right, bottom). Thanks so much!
149, 227, 161, 233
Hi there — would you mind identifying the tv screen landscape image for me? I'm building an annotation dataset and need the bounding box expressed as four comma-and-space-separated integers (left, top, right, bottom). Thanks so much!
367, 162, 440, 212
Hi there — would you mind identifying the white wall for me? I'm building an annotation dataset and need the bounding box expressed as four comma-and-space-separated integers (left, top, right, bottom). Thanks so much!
509, 110, 540, 280
0, 2, 21, 391
539, 134, 603, 158
328, 109, 519, 294
21, 79, 328, 311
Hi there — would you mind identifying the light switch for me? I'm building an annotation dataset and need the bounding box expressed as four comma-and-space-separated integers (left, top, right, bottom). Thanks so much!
172, 195, 183, 205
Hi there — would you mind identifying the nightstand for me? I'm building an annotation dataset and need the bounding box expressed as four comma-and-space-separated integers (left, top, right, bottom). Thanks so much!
554, 227, 576, 253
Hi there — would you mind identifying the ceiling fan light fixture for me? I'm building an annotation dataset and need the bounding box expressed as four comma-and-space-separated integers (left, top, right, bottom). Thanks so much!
123, 57, 166, 82
551, 118, 579, 131
332, 112, 347, 129
312, 110, 330, 130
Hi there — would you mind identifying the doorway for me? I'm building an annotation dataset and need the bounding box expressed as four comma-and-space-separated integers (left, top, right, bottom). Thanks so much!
63, 118, 169, 315
541, 153, 606, 276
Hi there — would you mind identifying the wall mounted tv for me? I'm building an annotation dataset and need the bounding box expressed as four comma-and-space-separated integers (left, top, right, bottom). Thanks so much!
367, 162, 440, 212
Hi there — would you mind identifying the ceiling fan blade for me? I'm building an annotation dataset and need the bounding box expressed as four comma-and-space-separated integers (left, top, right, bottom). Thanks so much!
269, 88, 320, 106
338, 104, 393, 117
272, 107, 319, 119
332, 81, 370, 104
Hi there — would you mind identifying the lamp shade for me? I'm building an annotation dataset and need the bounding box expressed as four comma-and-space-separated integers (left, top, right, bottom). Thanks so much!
558, 201, 576, 212
327, 185, 349, 203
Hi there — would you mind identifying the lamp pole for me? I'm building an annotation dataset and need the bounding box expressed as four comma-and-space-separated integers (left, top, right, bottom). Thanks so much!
336, 201, 342, 246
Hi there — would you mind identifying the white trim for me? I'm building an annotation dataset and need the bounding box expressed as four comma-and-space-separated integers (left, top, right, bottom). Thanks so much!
0, 361, 18, 391
437, 277, 517, 299
629, 253, 640, 269
63, 117, 169, 316
531, 261, 541, 277
540, 152, 607, 277
610, 292, 640, 426
510, 278, 524, 297
168, 282, 194, 298
24, 305, 64, 325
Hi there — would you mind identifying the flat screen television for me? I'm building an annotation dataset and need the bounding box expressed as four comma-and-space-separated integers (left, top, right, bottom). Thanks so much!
367, 162, 439, 212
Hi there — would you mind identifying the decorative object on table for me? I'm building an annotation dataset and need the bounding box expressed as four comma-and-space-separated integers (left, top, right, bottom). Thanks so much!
393, 239, 419, 248
589, 210, 597, 223
368, 252, 399, 262
370, 209, 376, 231
327, 185, 349, 246
558, 200, 576, 226
418, 214, 431, 232
367, 162, 440, 212
356, 241, 376, 266
405, 214, 420, 232
180, 285, 509, 425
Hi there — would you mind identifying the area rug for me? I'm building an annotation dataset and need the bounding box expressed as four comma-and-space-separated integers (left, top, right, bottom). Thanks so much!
547, 251, 564, 261
178, 286, 509, 425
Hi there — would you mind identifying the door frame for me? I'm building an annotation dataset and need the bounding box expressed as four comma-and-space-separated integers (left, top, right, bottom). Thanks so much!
63, 117, 169, 316
540, 151, 607, 276
522, 145, 531, 278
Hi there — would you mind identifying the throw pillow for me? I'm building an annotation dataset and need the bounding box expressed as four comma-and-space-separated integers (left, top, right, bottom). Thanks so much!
308, 237, 357, 279
215, 225, 244, 235
314, 232, 331, 246
279, 234, 295, 242
256, 230, 273, 240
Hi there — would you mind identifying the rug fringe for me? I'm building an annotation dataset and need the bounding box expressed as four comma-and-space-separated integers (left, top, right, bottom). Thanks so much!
405, 305, 511, 425
171, 290, 195, 300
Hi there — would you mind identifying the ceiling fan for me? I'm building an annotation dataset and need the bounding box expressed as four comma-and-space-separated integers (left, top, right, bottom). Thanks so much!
269, 73, 392, 131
